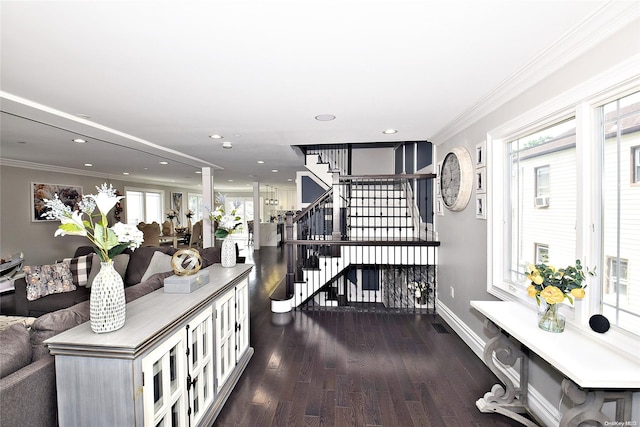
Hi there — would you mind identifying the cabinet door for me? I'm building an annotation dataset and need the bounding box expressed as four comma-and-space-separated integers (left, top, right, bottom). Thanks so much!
235, 279, 250, 359
142, 329, 187, 427
215, 287, 236, 393
187, 307, 215, 426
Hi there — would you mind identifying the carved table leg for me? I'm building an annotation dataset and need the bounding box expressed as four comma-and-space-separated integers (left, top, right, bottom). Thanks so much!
560, 379, 633, 427
476, 319, 540, 427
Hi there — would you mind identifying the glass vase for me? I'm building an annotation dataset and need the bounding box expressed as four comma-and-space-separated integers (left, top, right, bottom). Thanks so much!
537, 302, 565, 333
90, 260, 126, 333
221, 238, 236, 268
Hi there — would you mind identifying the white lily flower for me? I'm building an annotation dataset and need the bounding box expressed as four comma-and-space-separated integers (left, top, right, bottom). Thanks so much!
54, 211, 87, 236
86, 183, 123, 215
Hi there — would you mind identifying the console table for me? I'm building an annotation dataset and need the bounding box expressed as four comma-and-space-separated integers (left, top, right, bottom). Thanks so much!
471, 300, 639, 427
46, 264, 253, 427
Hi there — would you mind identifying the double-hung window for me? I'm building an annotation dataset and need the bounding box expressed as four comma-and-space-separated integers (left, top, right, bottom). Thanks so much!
489, 88, 640, 337
125, 187, 165, 225
188, 193, 204, 221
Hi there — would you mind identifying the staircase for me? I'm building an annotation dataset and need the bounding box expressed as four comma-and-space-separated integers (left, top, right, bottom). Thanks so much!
285, 173, 438, 312
295, 244, 437, 307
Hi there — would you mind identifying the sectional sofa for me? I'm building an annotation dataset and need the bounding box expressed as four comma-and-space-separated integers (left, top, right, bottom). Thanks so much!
0, 245, 229, 427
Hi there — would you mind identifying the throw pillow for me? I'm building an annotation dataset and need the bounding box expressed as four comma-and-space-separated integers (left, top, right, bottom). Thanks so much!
66, 254, 93, 287
0, 323, 32, 379
86, 253, 130, 288
24, 262, 76, 301
125, 247, 177, 286
140, 251, 173, 283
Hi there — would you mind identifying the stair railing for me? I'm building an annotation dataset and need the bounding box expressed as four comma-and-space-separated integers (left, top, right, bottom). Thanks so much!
303, 144, 351, 176
285, 172, 439, 312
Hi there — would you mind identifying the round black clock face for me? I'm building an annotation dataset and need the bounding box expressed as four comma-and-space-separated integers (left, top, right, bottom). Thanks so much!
440, 147, 473, 211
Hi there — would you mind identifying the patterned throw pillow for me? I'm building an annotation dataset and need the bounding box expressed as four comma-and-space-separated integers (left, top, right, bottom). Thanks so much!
63, 254, 93, 287
23, 262, 76, 301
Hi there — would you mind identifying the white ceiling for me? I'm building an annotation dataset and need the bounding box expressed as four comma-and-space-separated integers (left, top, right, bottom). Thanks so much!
0, 0, 627, 191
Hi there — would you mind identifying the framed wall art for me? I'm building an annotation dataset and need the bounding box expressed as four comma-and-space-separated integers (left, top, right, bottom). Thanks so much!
171, 192, 184, 224
475, 167, 486, 194
475, 194, 487, 220
32, 182, 83, 222
475, 140, 486, 168
436, 198, 444, 216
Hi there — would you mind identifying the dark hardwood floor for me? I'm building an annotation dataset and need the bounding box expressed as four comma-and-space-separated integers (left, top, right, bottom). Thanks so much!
216, 246, 523, 427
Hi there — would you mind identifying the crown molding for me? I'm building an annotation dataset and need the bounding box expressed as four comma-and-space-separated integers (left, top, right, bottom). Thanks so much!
431, 1, 640, 145
1, 158, 202, 190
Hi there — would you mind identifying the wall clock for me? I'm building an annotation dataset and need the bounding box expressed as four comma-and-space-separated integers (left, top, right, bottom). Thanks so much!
440, 146, 473, 211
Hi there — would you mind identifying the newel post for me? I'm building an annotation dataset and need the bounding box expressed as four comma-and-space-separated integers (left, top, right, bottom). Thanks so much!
331, 170, 341, 257
285, 211, 295, 298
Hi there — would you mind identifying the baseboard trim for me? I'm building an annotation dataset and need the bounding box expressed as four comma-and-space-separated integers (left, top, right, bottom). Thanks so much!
436, 300, 560, 427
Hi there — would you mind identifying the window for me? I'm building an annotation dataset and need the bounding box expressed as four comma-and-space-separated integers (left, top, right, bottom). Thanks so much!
600, 92, 640, 333
125, 188, 164, 224
506, 119, 577, 286
535, 165, 550, 197
633, 146, 640, 184
489, 84, 640, 337
535, 243, 549, 264
605, 257, 628, 298
222, 197, 254, 238
188, 193, 204, 221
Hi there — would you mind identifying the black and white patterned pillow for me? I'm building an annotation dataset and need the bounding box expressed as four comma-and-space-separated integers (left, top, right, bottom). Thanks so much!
68, 254, 93, 287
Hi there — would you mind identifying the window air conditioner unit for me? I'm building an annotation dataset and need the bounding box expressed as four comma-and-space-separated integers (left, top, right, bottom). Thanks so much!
535, 196, 549, 208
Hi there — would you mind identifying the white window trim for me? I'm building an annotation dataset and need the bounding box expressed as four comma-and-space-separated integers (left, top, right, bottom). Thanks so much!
487, 56, 640, 357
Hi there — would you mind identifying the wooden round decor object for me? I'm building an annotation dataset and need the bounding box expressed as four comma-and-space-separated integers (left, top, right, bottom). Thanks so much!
440, 146, 474, 212
171, 249, 203, 276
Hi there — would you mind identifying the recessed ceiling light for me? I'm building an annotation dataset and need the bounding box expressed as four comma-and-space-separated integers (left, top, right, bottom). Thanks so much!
257, 160, 265, 164
288, 178, 293, 181
315, 114, 336, 121
76, 114, 91, 120
159, 161, 169, 165
222, 141, 232, 149
195, 171, 202, 174
227, 179, 234, 182
209, 134, 223, 139
73, 138, 87, 143
272, 169, 278, 173
383, 129, 398, 134
122, 172, 130, 175
84, 163, 93, 167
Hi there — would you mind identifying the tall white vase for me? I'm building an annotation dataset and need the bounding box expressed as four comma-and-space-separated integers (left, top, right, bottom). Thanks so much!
221, 238, 236, 268
90, 260, 126, 333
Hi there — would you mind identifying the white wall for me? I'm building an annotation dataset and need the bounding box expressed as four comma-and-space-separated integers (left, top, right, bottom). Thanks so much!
351, 146, 395, 175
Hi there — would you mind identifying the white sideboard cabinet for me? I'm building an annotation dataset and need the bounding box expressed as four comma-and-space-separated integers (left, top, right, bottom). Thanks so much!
46, 264, 253, 427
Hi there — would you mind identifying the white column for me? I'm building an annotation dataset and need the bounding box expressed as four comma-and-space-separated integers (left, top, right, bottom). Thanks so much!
203, 167, 214, 248
253, 181, 260, 250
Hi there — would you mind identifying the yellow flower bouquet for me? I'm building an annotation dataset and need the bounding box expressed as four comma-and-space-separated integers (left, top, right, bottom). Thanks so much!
526, 260, 593, 306
526, 260, 595, 332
